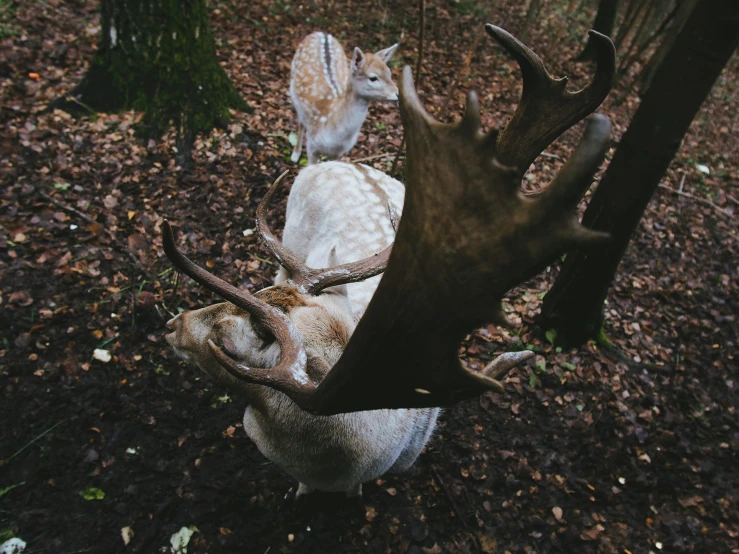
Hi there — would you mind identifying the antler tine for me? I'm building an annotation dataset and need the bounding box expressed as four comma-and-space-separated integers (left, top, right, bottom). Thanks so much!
534, 113, 612, 241
256, 170, 310, 279
305, 245, 393, 295
163, 220, 312, 397
164, 220, 273, 318
485, 24, 616, 172
255, 169, 395, 296
208, 339, 313, 399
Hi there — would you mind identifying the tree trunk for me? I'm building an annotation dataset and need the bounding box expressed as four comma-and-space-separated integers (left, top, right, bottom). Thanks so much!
577, 0, 620, 61
51, 0, 249, 161
567, 0, 582, 14
614, 0, 648, 51
638, 0, 699, 92
540, 0, 739, 347
520, 0, 545, 42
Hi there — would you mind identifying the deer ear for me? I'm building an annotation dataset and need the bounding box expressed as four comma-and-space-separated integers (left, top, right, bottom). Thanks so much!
374, 43, 398, 63
352, 47, 366, 73
326, 247, 349, 298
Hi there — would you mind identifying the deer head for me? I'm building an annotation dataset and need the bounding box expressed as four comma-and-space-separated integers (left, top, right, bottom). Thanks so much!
166, 25, 615, 417
350, 44, 400, 102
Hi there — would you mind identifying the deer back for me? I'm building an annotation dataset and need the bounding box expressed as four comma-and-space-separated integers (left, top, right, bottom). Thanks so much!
278, 161, 404, 318
290, 32, 351, 124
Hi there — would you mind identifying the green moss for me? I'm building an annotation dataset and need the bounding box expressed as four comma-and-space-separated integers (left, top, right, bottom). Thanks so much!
594, 323, 611, 346
51, 0, 250, 151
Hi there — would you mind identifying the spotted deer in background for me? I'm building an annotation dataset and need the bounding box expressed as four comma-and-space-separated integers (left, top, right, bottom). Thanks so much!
289, 31, 399, 165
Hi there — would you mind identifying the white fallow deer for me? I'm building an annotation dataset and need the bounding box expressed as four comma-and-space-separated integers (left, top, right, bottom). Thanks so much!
289, 31, 399, 165
163, 26, 616, 498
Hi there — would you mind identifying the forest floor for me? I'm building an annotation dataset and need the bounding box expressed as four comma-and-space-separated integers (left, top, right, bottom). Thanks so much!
1, 0, 737, 553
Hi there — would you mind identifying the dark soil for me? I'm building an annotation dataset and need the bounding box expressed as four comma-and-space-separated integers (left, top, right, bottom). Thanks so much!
1, 1, 737, 553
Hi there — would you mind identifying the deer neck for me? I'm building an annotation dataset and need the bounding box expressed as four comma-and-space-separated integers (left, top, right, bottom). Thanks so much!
330, 82, 370, 133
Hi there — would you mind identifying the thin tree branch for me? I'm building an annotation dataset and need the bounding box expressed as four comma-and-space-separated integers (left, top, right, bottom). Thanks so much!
658, 183, 734, 218
390, 0, 425, 176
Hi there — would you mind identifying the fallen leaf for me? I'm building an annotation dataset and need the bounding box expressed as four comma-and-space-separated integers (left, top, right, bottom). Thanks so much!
93, 349, 112, 363
121, 526, 134, 546
169, 526, 198, 554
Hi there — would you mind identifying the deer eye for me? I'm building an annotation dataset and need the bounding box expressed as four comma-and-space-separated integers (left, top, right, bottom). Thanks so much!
369, 75, 379, 82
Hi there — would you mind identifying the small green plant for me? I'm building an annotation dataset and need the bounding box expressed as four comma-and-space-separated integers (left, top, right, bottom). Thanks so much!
453, 0, 487, 18
0, 482, 25, 498
79, 487, 105, 500
211, 393, 232, 408
154, 365, 170, 376
0, 0, 17, 39
528, 371, 539, 389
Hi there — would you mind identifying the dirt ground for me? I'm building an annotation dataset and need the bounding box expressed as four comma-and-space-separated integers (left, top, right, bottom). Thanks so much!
1, 0, 737, 553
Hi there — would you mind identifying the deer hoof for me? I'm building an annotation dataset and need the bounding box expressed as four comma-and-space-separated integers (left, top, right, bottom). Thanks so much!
295, 482, 315, 499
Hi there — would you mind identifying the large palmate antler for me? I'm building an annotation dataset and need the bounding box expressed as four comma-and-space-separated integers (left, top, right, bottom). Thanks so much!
168, 25, 616, 415
487, 25, 615, 172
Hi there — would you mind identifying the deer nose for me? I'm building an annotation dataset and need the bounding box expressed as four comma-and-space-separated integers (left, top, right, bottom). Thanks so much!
166, 315, 181, 332
387, 91, 398, 102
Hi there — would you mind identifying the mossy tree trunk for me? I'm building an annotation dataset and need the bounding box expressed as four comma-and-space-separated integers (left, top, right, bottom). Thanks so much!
52, 0, 249, 162
540, 0, 739, 347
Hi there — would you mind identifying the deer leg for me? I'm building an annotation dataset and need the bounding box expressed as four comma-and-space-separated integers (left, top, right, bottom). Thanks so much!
346, 484, 362, 498
290, 124, 305, 163
295, 482, 315, 498
306, 140, 319, 165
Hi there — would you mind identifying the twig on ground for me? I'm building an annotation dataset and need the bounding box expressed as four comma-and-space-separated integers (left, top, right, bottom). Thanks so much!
599, 342, 672, 374
430, 464, 469, 530
658, 184, 734, 218
540, 151, 564, 161
39, 191, 95, 224
350, 153, 396, 164
38, 191, 157, 279
5, 419, 67, 464
64, 95, 97, 114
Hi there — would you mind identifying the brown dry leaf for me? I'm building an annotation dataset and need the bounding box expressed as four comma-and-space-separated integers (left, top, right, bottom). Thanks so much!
478, 534, 498, 553
678, 496, 703, 508
580, 524, 605, 541
8, 291, 34, 306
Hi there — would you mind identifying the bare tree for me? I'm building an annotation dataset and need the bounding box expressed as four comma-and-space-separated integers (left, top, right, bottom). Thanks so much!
577, 0, 620, 60
521, 0, 546, 42
637, 0, 699, 91
540, 0, 739, 347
